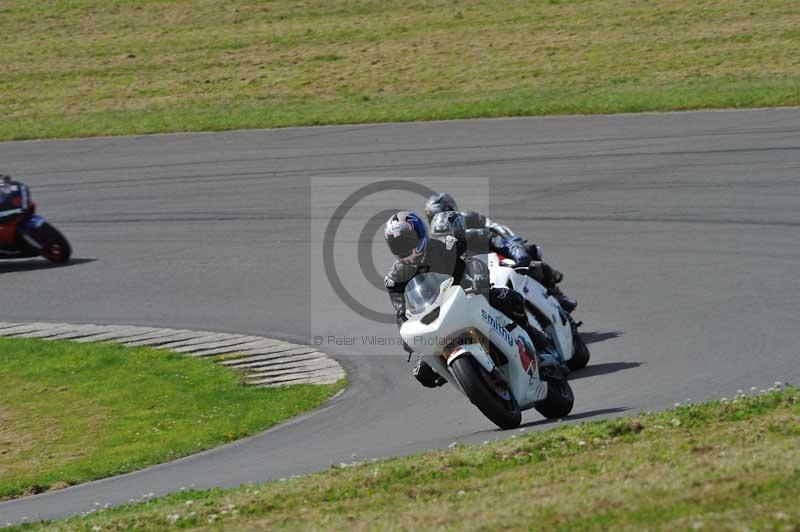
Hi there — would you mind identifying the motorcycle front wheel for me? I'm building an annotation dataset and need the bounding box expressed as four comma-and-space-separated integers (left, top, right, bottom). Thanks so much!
23, 222, 71, 263
450, 356, 521, 430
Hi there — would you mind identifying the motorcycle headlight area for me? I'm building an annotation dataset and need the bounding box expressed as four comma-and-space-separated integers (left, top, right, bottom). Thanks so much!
436, 329, 491, 358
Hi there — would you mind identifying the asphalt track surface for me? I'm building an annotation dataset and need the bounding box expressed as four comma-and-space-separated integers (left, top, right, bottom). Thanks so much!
2, 108, 799, 524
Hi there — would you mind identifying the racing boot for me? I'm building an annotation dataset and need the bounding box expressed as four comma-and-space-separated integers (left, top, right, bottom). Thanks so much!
412, 357, 446, 388
529, 331, 569, 381
537, 263, 577, 313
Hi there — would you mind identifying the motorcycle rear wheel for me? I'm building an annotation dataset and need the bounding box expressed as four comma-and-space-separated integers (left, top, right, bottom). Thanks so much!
450, 356, 521, 430
534, 379, 574, 419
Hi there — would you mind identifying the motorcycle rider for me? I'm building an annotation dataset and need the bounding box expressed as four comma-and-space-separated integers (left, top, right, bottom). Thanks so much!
384, 210, 557, 388
0, 175, 30, 221
424, 192, 577, 313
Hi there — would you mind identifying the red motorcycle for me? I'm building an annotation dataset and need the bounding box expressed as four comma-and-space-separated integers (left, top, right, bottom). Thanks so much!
0, 179, 71, 263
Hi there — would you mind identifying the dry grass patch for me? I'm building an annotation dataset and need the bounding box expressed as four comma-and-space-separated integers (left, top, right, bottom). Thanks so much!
0, 377, 106, 497
2, 0, 800, 139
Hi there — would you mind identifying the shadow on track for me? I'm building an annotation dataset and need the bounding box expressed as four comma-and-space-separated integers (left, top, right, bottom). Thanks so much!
518, 406, 631, 429
472, 407, 631, 435
581, 330, 624, 344
0, 258, 97, 274
569, 361, 642, 380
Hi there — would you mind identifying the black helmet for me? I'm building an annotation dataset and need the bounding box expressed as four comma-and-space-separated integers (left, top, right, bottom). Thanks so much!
384, 211, 428, 265
424, 192, 458, 223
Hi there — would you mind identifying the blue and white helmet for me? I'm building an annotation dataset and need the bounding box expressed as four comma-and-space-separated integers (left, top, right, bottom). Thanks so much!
384, 211, 428, 265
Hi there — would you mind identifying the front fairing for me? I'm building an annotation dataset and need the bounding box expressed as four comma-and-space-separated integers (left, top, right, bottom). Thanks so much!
0, 213, 45, 251
401, 286, 549, 409
19, 213, 46, 231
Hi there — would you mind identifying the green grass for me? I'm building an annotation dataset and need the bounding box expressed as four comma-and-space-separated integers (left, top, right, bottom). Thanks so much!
14, 386, 800, 531
2, 0, 800, 140
0, 338, 344, 500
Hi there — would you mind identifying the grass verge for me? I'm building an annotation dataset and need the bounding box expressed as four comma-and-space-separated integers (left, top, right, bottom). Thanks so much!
0, 337, 344, 501
15, 386, 799, 531
2, 0, 800, 140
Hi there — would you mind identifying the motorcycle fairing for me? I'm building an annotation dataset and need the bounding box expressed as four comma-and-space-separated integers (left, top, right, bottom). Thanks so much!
402, 284, 549, 409
20, 214, 46, 230
0, 214, 48, 252
489, 254, 575, 365
0, 222, 16, 247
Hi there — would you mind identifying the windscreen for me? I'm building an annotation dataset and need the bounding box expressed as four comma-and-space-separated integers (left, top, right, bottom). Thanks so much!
404, 272, 453, 316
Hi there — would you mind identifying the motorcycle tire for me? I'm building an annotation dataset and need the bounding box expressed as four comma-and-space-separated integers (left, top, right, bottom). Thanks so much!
33, 222, 71, 263
450, 356, 521, 430
566, 330, 590, 371
534, 379, 574, 419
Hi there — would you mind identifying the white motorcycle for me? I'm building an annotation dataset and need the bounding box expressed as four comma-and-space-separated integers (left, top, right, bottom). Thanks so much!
400, 254, 586, 429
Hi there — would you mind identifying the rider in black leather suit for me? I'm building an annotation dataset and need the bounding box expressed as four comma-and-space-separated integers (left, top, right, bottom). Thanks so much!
424, 192, 577, 313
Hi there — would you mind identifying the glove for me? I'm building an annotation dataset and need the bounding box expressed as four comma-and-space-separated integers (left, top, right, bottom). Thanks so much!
526, 243, 543, 261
